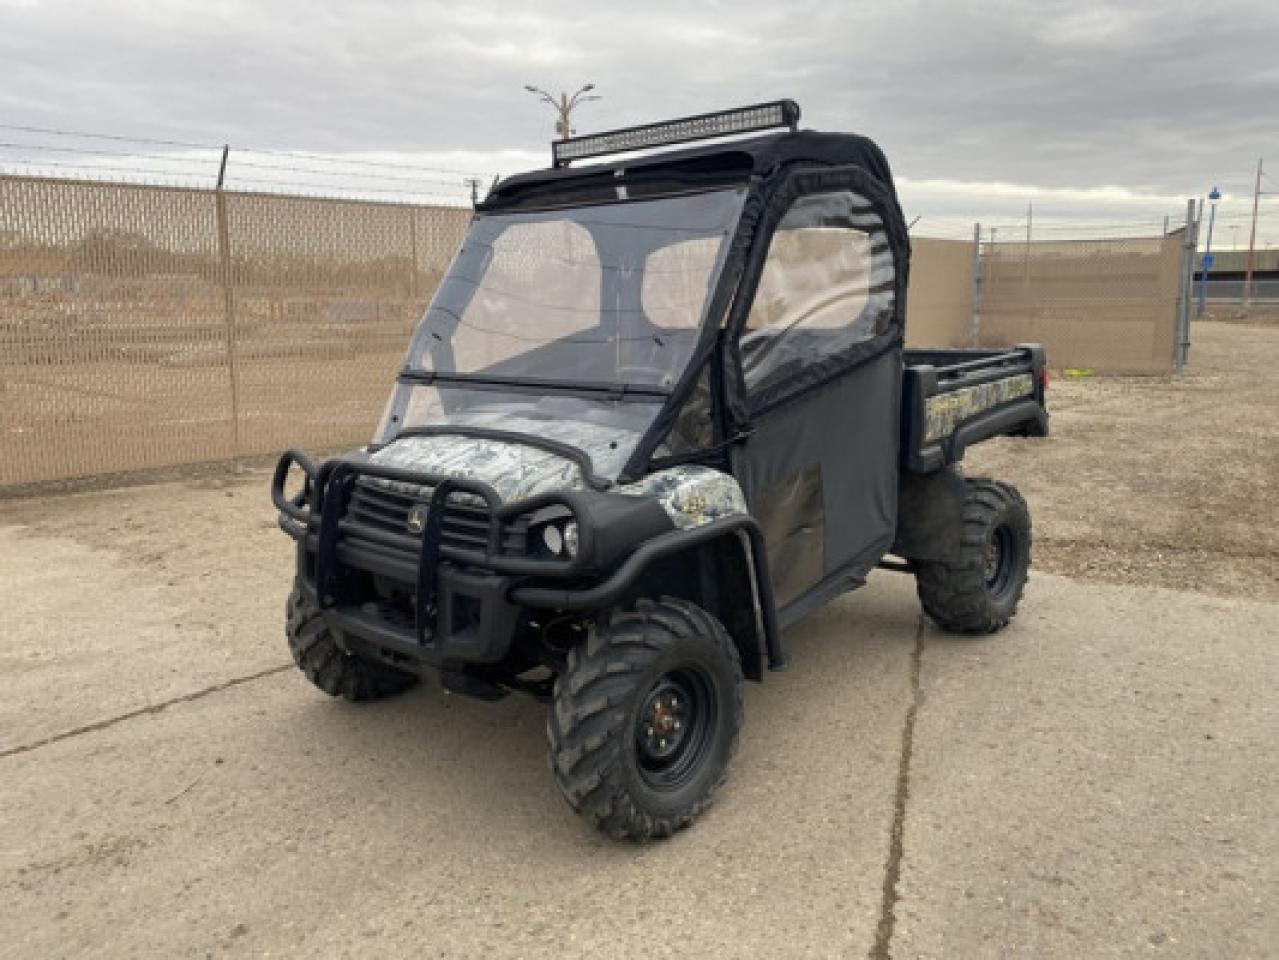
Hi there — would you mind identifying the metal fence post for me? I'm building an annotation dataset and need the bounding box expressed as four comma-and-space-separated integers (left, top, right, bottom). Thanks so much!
969, 222, 983, 347
1174, 198, 1198, 371
215, 145, 242, 450
407, 206, 419, 301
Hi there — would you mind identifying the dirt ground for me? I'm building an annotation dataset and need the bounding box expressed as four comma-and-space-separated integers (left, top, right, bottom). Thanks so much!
967, 319, 1279, 600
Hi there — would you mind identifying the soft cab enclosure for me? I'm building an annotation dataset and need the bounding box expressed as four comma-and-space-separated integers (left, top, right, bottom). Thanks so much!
462, 129, 916, 625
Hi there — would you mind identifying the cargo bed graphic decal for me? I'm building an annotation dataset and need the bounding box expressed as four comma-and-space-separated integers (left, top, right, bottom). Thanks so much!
923, 373, 1034, 443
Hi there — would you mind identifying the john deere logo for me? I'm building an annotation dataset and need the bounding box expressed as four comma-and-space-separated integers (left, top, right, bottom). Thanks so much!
406, 504, 428, 535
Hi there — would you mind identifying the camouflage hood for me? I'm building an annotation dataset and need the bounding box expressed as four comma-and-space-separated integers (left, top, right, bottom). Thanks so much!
369, 415, 634, 503
367, 416, 747, 529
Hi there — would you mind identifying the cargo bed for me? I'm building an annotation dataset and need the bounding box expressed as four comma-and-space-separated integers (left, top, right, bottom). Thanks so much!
901, 344, 1049, 473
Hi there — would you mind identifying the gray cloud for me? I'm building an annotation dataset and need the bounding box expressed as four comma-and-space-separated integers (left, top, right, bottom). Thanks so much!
2, 0, 1276, 233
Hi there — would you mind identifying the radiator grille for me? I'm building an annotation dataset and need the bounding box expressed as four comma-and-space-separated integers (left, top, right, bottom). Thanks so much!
345, 479, 526, 557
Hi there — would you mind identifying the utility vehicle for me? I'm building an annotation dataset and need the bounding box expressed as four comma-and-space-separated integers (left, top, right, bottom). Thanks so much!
272, 101, 1049, 841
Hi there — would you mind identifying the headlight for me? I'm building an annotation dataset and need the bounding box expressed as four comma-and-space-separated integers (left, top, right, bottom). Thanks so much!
525, 506, 578, 560
541, 523, 564, 556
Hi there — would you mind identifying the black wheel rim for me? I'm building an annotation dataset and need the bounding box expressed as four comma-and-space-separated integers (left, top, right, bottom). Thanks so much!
634, 666, 717, 791
985, 524, 1017, 598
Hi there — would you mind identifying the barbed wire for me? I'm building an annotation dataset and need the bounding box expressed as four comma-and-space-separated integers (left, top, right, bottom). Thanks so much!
0, 157, 475, 205
0, 157, 215, 182
0, 141, 218, 166
231, 146, 480, 177
0, 121, 490, 181
0, 122, 212, 150
0, 140, 486, 190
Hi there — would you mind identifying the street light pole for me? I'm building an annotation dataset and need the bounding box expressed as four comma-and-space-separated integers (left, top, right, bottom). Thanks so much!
524, 83, 601, 140
1197, 186, 1221, 317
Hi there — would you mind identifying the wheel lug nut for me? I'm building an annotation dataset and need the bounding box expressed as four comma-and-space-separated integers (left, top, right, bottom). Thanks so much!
673, 720, 681, 730
659, 739, 667, 749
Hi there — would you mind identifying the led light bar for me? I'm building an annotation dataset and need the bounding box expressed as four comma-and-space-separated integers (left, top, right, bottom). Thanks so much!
551, 100, 800, 167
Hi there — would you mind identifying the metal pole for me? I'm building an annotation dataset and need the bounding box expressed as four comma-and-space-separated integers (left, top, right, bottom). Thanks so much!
1023, 202, 1032, 282
1243, 157, 1263, 307
1197, 187, 1220, 317
1175, 199, 1197, 371
408, 206, 418, 301
214, 149, 241, 450
970, 222, 983, 347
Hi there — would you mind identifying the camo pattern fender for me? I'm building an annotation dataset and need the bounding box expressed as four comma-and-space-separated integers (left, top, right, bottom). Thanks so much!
923, 373, 1035, 443
617, 465, 749, 529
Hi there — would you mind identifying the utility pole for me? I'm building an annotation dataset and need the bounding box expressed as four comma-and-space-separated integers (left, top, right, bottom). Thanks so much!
1244, 157, 1263, 307
463, 177, 483, 207
524, 83, 601, 140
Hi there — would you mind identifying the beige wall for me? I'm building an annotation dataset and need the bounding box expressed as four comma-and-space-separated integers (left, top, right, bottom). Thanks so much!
904, 233, 1184, 373
906, 237, 974, 347
977, 235, 1181, 374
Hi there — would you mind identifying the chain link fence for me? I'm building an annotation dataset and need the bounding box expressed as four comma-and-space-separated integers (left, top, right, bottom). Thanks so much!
2, 170, 1200, 489
0, 174, 469, 487
907, 220, 1194, 374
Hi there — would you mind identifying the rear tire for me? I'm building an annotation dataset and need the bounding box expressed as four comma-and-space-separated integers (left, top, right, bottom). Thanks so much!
915, 478, 1031, 634
286, 585, 418, 701
548, 598, 743, 842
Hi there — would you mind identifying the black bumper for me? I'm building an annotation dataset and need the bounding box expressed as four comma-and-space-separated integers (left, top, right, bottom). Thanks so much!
273, 449, 787, 675
275, 450, 550, 670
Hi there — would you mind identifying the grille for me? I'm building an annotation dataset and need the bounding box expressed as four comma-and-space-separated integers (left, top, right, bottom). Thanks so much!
345, 479, 527, 556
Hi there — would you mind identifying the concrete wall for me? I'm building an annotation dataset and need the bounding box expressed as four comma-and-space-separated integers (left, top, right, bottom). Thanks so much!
1200, 248, 1279, 275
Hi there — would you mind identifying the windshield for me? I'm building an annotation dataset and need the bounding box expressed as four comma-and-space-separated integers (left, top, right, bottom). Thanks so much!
404, 188, 746, 390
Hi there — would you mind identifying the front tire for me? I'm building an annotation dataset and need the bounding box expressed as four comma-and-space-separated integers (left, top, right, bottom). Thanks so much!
915, 478, 1031, 633
548, 598, 743, 842
286, 585, 418, 701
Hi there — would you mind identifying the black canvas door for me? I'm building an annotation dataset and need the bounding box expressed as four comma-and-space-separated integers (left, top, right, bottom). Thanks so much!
727, 185, 905, 621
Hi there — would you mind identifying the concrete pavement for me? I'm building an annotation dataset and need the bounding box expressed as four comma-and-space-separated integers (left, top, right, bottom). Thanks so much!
1, 483, 1276, 957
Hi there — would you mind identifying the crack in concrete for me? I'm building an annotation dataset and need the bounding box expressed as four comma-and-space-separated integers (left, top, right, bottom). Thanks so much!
0, 663, 292, 760
870, 615, 925, 960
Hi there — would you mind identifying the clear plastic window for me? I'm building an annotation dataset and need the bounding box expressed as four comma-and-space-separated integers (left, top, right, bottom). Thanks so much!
741, 191, 895, 393
641, 236, 725, 330
406, 189, 745, 390
447, 220, 601, 373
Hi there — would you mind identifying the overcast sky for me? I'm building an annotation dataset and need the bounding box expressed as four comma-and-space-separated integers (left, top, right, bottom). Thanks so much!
2, 0, 1276, 240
